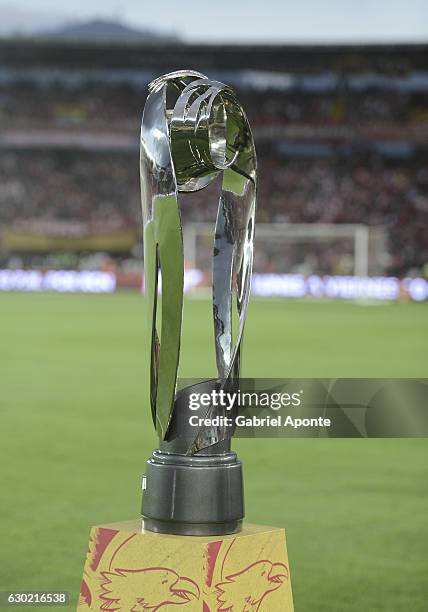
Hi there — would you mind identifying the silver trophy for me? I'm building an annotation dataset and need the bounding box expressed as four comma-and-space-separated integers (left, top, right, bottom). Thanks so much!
140, 71, 257, 535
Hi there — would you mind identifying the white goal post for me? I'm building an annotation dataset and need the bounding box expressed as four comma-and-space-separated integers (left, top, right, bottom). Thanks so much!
183, 223, 388, 277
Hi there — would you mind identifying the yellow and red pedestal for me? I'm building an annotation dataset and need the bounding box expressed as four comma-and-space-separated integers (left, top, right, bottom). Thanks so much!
78, 520, 294, 611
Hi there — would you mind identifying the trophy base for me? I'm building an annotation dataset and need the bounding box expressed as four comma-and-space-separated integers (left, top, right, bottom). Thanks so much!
142, 450, 244, 536
78, 519, 294, 611
142, 517, 242, 536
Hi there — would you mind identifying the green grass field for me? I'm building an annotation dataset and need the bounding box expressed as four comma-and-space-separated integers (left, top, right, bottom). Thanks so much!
0, 293, 427, 611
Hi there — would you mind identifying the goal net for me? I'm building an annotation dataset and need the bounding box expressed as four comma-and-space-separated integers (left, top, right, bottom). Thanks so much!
183, 222, 388, 279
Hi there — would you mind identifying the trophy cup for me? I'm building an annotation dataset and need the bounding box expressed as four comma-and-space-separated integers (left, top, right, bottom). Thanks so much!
78, 71, 294, 611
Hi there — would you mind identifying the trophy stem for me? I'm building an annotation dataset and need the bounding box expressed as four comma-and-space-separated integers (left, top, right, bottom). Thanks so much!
142, 449, 244, 536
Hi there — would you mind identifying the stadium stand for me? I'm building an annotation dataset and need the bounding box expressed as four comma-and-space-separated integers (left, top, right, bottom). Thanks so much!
0, 41, 427, 277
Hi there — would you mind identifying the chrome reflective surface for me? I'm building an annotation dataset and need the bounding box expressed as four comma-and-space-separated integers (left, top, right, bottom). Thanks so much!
140, 70, 257, 451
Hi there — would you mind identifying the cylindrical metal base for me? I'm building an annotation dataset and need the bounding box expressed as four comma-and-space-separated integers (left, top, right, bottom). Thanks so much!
142, 450, 244, 536
142, 517, 242, 536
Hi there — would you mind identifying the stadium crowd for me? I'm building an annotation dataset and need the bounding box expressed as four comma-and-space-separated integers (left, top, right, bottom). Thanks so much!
1, 82, 426, 132
1, 150, 427, 276
0, 151, 137, 229
1, 48, 427, 278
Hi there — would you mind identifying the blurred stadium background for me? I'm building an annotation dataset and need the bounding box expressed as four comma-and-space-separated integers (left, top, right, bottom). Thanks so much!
0, 34, 427, 299
0, 16, 427, 612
